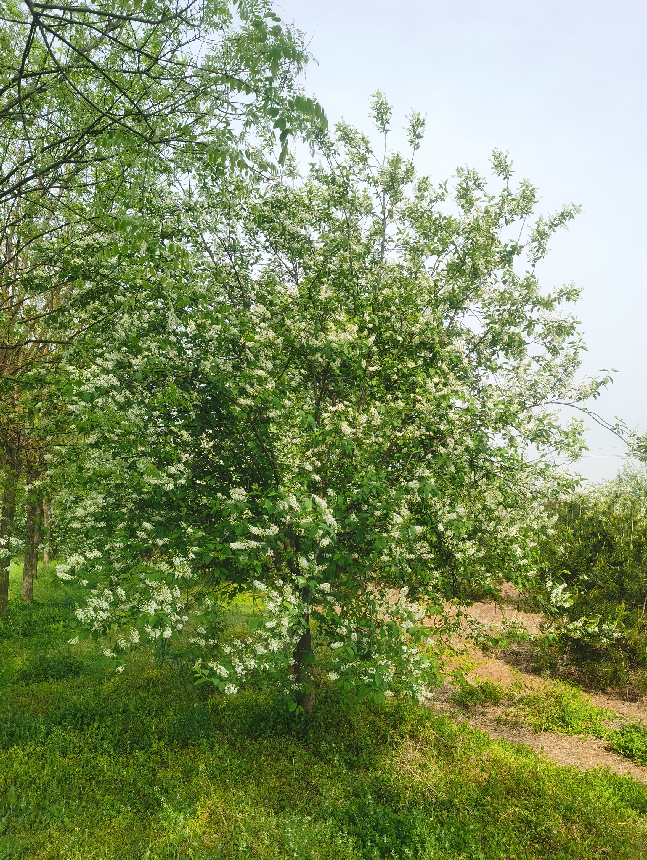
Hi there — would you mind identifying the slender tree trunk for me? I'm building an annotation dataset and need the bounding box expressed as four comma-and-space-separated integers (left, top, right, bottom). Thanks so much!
22, 490, 40, 603
293, 590, 315, 714
42, 495, 51, 565
279, 542, 316, 713
33, 506, 40, 580
0, 450, 21, 614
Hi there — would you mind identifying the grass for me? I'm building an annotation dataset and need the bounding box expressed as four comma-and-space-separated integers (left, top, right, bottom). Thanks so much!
2, 566, 647, 858
451, 680, 505, 709
501, 684, 613, 737
611, 725, 647, 767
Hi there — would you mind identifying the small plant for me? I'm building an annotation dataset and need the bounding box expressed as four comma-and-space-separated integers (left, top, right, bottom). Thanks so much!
610, 724, 647, 766
507, 684, 610, 736
16, 652, 85, 683
452, 679, 505, 708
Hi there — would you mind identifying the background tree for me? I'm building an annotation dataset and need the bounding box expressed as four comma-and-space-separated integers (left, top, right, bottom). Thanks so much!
538, 463, 647, 690
0, 0, 324, 210
0, 0, 325, 614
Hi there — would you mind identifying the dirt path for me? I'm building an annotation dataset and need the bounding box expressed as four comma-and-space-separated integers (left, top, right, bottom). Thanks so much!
428, 677, 647, 783
466, 650, 647, 723
465, 708, 647, 783
433, 593, 647, 782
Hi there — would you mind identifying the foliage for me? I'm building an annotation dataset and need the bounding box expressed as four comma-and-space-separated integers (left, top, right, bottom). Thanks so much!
451, 679, 505, 708
0, 0, 326, 620
2, 566, 647, 859
0, 0, 323, 375
0, 0, 323, 394
0, 0, 325, 209
49, 95, 606, 709
501, 684, 611, 737
611, 724, 647, 767
538, 464, 647, 690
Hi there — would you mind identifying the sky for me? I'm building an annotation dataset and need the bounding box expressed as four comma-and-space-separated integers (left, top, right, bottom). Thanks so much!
277, 0, 647, 482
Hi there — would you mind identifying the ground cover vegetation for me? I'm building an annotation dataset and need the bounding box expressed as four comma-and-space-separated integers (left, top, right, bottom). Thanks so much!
453, 675, 647, 766
2, 564, 647, 859
2, 0, 647, 856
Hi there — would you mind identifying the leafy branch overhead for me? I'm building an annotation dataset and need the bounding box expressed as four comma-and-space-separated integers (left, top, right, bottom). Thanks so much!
0, 0, 326, 206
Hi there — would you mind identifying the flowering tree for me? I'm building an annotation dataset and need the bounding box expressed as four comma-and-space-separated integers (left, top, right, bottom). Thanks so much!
56, 95, 604, 712
0, 0, 325, 614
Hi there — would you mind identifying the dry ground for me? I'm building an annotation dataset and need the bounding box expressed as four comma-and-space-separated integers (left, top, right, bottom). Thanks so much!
428, 589, 647, 782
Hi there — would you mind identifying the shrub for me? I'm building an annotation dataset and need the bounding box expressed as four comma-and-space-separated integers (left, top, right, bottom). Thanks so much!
538, 465, 647, 691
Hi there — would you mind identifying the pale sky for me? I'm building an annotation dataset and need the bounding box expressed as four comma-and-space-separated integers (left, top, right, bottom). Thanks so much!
278, 0, 647, 482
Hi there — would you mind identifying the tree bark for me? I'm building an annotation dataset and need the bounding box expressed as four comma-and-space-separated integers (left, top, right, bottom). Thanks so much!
0, 451, 21, 614
42, 495, 51, 565
33, 503, 40, 580
280, 541, 316, 713
22, 490, 40, 603
293, 591, 315, 714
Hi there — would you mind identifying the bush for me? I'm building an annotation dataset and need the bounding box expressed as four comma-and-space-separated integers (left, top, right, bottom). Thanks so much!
538, 465, 647, 691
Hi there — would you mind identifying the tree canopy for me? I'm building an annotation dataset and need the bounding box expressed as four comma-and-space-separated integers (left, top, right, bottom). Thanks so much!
0, 0, 325, 614
52, 94, 604, 710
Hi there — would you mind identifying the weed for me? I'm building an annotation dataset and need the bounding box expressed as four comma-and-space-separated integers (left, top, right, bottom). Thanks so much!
451, 679, 505, 708
502, 684, 611, 736
611, 724, 647, 766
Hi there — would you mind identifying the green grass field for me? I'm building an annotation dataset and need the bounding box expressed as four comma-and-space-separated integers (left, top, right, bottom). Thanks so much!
1, 566, 647, 859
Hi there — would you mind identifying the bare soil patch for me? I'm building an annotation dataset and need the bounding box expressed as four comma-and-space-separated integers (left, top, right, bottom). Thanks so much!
432, 592, 647, 780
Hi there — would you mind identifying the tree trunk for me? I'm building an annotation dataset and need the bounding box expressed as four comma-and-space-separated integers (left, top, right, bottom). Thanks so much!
22, 491, 40, 603
33, 505, 40, 580
42, 495, 51, 565
293, 594, 315, 714
280, 543, 315, 713
0, 451, 21, 614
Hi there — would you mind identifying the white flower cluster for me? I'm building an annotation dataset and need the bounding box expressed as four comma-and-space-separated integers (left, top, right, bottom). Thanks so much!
318, 584, 436, 702
558, 616, 622, 644
195, 578, 327, 693
69, 558, 194, 664
545, 579, 574, 609
193, 573, 436, 702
